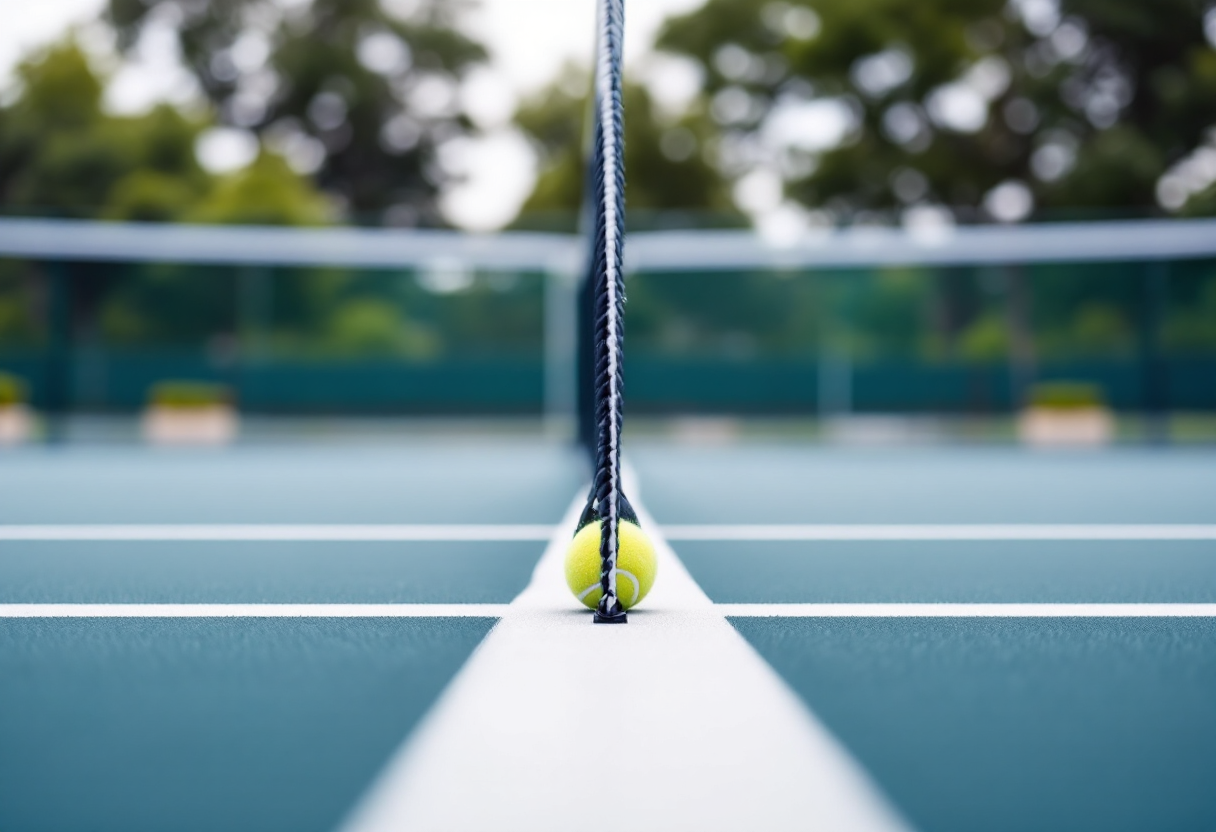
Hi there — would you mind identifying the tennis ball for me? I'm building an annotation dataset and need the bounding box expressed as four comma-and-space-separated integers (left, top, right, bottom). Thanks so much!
565, 519, 657, 610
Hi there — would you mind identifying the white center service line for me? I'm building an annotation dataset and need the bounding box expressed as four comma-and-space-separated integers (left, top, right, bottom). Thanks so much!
340, 478, 910, 832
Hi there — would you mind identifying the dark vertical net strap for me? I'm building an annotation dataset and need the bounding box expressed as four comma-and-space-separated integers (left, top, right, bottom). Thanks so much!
589, 0, 627, 622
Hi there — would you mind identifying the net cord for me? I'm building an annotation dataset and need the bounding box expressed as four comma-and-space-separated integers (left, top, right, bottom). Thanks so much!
589, 0, 627, 620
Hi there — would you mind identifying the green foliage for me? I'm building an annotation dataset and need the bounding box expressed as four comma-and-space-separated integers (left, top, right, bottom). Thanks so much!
1182, 178, 1216, 216
0, 261, 42, 346
325, 298, 439, 357
1027, 380, 1106, 409
0, 40, 329, 224
106, 0, 488, 223
188, 152, 332, 225
104, 171, 205, 223
623, 260, 1216, 368
628, 271, 819, 357
958, 312, 1009, 360
1164, 274, 1216, 350
0, 43, 203, 218
0, 372, 28, 406
1071, 303, 1131, 352
148, 381, 233, 408
655, 0, 1216, 218
514, 70, 741, 228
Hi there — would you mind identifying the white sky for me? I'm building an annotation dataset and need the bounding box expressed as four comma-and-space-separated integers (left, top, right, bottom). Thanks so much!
0, 0, 706, 229
0, 0, 107, 83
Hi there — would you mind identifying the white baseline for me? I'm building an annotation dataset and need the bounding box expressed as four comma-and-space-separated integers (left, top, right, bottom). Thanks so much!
3, 523, 1215, 542
661, 524, 1216, 541
0, 525, 554, 541
3, 603, 1210, 619
719, 603, 1216, 617
0, 604, 509, 618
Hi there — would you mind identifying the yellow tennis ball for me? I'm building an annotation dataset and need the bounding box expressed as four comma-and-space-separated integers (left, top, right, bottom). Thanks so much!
565, 520, 658, 610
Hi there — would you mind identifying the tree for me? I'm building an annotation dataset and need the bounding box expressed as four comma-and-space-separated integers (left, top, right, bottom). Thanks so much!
188, 151, 331, 225
0, 40, 337, 357
106, 0, 489, 224
513, 70, 740, 229
0, 39, 330, 225
0, 42, 209, 220
656, 0, 1216, 220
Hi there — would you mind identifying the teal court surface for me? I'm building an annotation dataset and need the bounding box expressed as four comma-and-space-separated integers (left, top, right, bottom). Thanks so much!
2, 442, 1215, 832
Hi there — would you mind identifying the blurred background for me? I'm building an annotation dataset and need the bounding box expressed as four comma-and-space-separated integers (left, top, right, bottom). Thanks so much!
2, 0, 1215, 444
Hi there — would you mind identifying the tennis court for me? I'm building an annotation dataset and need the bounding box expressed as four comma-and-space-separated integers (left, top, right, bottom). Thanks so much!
4, 178, 1216, 832
5, 188, 1216, 832
2, 443, 1214, 831
4, 0, 1216, 827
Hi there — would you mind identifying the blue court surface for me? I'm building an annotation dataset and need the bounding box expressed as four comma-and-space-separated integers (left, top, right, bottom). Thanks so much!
2, 442, 1215, 832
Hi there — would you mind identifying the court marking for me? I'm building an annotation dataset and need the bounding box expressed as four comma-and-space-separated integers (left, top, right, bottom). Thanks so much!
0, 604, 509, 618
0, 525, 555, 541
5, 603, 1211, 619
718, 603, 1216, 617
3, 524, 1215, 542
662, 525, 1216, 541
340, 485, 910, 832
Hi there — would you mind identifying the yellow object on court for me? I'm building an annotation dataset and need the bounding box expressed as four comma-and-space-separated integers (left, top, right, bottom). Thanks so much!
564, 519, 658, 610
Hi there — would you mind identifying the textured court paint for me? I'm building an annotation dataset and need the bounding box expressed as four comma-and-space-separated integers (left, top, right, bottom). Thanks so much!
731, 617, 1216, 832
680, 541, 1216, 604
342, 490, 909, 832
0, 541, 543, 604
630, 448, 1216, 524
0, 446, 583, 524
0, 617, 494, 832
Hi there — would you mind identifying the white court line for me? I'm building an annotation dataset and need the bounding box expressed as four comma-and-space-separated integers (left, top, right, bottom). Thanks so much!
719, 603, 1216, 617
3, 524, 1214, 542
0, 604, 509, 618
662, 524, 1216, 541
3, 603, 1209, 619
341, 480, 910, 832
0, 525, 554, 541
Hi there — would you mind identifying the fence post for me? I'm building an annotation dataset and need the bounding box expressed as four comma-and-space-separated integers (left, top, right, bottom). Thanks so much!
1005, 264, 1035, 411
544, 262, 577, 441
44, 261, 73, 443
1141, 260, 1169, 443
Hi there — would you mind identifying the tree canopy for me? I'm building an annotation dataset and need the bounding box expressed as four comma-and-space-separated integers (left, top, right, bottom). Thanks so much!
653, 0, 1216, 221
106, 0, 488, 224
513, 70, 740, 229
0, 40, 328, 224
